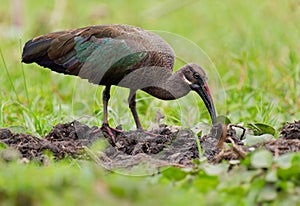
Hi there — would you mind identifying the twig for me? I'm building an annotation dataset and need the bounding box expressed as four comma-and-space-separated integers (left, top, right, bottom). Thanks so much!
228, 137, 246, 159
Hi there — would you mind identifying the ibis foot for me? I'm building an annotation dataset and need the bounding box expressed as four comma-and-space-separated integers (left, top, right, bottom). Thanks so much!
91, 124, 122, 143
100, 123, 124, 143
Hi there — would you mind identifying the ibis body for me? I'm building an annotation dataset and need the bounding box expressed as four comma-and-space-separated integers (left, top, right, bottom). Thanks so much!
22, 24, 217, 134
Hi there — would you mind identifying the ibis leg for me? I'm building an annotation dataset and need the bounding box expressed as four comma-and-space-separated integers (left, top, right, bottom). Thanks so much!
102, 85, 111, 126
128, 92, 143, 130
102, 85, 122, 132
128, 92, 157, 136
101, 85, 120, 141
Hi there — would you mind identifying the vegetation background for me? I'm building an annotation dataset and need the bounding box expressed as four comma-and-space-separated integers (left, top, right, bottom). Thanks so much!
0, 0, 299, 205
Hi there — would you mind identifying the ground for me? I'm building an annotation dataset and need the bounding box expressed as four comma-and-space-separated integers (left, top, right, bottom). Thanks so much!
1, 120, 299, 172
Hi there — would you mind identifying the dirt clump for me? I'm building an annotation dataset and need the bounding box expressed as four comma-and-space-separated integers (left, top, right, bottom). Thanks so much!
280, 120, 300, 139
0, 121, 200, 167
99, 127, 199, 170
0, 121, 102, 162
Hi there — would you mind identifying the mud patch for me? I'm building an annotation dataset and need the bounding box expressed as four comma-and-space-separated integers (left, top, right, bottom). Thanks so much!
0, 120, 300, 170
0, 121, 100, 162
97, 127, 199, 172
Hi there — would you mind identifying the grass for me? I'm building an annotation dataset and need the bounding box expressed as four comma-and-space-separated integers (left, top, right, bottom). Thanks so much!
1, 0, 300, 131
0, 0, 300, 205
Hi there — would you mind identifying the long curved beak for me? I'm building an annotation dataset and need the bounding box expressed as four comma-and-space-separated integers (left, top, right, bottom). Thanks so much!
190, 82, 217, 124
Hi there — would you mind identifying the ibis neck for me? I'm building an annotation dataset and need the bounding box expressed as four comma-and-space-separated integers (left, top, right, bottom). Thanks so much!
142, 68, 191, 100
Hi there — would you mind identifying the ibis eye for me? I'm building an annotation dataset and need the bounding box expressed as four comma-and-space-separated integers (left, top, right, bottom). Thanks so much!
193, 72, 201, 79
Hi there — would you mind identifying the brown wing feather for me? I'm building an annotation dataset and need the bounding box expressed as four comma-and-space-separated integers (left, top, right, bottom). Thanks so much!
22, 24, 175, 82
22, 25, 124, 74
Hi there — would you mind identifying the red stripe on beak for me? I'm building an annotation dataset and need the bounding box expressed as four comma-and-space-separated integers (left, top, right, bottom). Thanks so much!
204, 82, 213, 100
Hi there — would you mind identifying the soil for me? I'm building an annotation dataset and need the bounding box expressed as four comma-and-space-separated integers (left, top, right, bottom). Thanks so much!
0, 120, 300, 170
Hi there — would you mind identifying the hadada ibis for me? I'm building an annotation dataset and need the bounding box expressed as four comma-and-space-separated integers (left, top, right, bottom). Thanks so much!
22, 24, 217, 136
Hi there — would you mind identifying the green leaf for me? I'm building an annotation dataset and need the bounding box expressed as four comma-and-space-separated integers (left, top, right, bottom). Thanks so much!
277, 154, 300, 181
251, 150, 273, 169
276, 180, 295, 193
162, 167, 187, 181
257, 184, 277, 202
244, 133, 274, 146
193, 172, 219, 193
245, 178, 265, 205
275, 153, 296, 169
202, 163, 228, 176
265, 170, 277, 183
247, 123, 276, 135
0, 142, 8, 150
